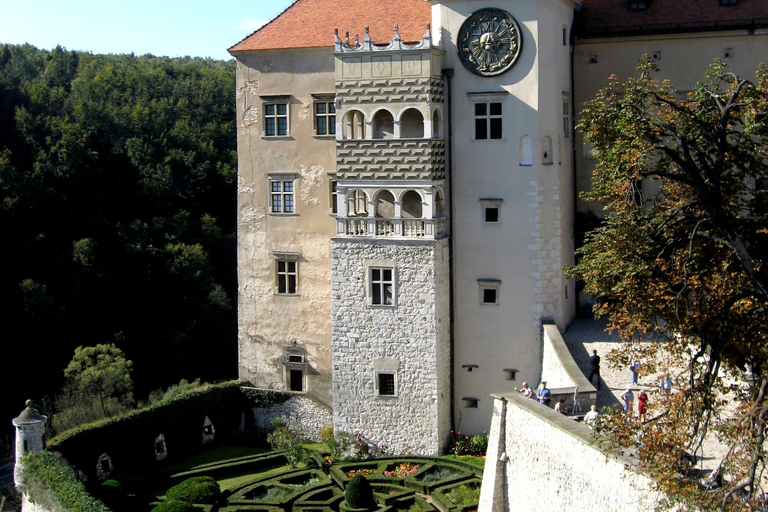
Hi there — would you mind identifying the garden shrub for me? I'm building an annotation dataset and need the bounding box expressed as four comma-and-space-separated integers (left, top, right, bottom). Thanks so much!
165, 476, 221, 504
266, 426, 307, 467
446, 483, 480, 506
345, 473, 374, 509
320, 425, 352, 461
150, 499, 196, 512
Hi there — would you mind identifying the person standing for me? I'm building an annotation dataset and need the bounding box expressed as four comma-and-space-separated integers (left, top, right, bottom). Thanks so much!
584, 405, 599, 428
630, 356, 640, 385
537, 381, 551, 406
620, 386, 634, 413
517, 381, 534, 399
588, 349, 601, 390
637, 389, 648, 422
659, 373, 672, 394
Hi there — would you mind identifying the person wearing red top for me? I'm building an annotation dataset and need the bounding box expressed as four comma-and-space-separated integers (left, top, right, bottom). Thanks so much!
637, 389, 649, 422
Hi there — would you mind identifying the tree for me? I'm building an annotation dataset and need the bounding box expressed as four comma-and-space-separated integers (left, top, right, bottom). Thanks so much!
567, 58, 768, 510
63, 343, 134, 418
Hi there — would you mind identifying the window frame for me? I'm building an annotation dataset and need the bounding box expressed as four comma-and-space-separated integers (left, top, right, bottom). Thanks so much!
274, 252, 300, 295
328, 174, 338, 215
562, 93, 572, 139
468, 92, 508, 141
478, 278, 501, 305
282, 346, 308, 393
269, 175, 296, 215
480, 198, 503, 224
313, 96, 336, 137
366, 260, 397, 307
262, 97, 290, 137
375, 371, 398, 397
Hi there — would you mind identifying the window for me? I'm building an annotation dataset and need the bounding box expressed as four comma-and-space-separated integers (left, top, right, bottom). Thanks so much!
276, 260, 297, 294
264, 102, 288, 136
370, 267, 394, 306
283, 346, 307, 392
562, 94, 571, 139
289, 369, 304, 392
376, 372, 396, 396
329, 175, 338, 214
270, 179, 294, 213
478, 279, 501, 305
628, 1, 647, 10
480, 199, 503, 223
347, 189, 368, 217
315, 99, 336, 136
474, 102, 503, 140
720, 0, 737, 4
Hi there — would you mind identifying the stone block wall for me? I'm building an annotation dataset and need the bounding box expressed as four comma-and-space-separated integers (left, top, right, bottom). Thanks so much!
331, 237, 451, 455
252, 394, 333, 441
479, 393, 663, 512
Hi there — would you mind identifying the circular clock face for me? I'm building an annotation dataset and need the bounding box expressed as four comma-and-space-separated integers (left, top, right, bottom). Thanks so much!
457, 8, 522, 77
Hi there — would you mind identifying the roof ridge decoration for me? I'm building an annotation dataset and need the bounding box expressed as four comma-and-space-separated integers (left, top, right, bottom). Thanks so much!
334, 23, 433, 52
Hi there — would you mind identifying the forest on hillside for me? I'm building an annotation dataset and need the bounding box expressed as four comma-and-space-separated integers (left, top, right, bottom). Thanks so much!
0, 44, 238, 440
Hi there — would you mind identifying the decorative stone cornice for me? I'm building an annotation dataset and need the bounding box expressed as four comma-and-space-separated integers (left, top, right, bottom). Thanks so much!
334, 24, 433, 53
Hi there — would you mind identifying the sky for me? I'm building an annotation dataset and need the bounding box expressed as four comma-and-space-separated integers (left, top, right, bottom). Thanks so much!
0, 0, 296, 61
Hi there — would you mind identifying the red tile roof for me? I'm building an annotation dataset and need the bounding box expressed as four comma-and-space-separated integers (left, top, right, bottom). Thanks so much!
229, 0, 431, 53
576, 0, 768, 37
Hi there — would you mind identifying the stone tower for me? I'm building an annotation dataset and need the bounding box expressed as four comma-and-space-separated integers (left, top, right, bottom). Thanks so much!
12, 400, 47, 490
330, 25, 452, 455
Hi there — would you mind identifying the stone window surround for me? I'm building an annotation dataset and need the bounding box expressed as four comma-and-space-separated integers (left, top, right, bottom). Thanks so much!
312, 93, 336, 137
365, 259, 397, 307
480, 198, 503, 223
261, 94, 290, 138
268, 173, 297, 215
373, 356, 400, 398
274, 251, 300, 295
478, 278, 501, 305
282, 345, 308, 393
468, 91, 508, 141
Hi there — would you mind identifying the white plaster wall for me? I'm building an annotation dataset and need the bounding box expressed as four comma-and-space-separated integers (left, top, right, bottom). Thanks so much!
331, 238, 451, 455
21, 494, 49, 512
235, 48, 337, 405
480, 393, 664, 512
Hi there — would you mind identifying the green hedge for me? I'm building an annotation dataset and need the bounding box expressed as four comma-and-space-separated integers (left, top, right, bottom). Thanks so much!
48, 383, 291, 479
22, 450, 111, 512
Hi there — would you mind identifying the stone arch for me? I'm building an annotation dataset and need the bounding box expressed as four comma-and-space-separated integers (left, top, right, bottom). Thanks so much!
202, 416, 215, 444
346, 189, 369, 217
374, 189, 396, 219
399, 108, 424, 138
520, 135, 533, 166
542, 136, 553, 165
372, 108, 395, 139
400, 190, 423, 219
96, 453, 113, 481
154, 434, 168, 461
343, 109, 366, 139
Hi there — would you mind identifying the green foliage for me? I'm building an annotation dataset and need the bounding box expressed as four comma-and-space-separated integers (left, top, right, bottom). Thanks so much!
345, 473, 374, 509
63, 343, 134, 416
147, 378, 206, 405
320, 424, 352, 462
450, 431, 487, 456
445, 484, 480, 506
0, 44, 238, 422
150, 500, 196, 512
569, 58, 768, 510
165, 476, 220, 504
266, 426, 307, 467
22, 450, 111, 512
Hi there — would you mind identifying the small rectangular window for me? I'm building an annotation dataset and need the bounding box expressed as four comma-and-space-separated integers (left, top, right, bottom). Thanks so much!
276, 260, 297, 294
264, 102, 289, 136
315, 100, 336, 136
270, 179, 294, 214
485, 208, 499, 223
478, 279, 501, 305
563, 95, 571, 139
480, 198, 503, 223
377, 373, 396, 396
483, 288, 497, 303
475, 102, 502, 140
329, 177, 338, 214
371, 267, 394, 305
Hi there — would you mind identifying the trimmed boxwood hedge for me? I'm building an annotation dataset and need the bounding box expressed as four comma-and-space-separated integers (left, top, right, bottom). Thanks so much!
48, 382, 291, 480
22, 450, 111, 512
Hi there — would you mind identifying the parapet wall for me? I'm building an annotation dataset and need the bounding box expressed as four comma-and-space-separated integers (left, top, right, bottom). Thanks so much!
252, 393, 333, 441
479, 393, 663, 512
541, 323, 597, 414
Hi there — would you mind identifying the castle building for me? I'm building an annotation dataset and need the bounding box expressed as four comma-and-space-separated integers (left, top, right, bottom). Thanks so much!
229, 0, 768, 455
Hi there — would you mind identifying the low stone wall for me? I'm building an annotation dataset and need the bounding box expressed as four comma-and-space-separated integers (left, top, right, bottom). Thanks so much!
252, 393, 332, 441
479, 393, 663, 512
541, 323, 597, 414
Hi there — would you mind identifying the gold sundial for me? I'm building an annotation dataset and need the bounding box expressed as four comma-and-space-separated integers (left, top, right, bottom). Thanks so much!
457, 8, 522, 77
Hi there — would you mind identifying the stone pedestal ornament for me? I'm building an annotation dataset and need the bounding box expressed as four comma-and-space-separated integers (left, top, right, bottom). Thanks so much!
12, 400, 48, 491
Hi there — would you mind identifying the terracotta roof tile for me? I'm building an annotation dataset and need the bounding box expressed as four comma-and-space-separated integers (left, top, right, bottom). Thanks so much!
229, 0, 431, 53
576, 0, 768, 37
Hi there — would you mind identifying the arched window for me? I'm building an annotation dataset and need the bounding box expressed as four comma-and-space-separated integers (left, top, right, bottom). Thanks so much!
434, 189, 445, 217
400, 108, 424, 138
372, 109, 394, 139
520, 135, 533, 166
375, 190, 396, 218
401, 190, 423, 219
343, 110, 365, 139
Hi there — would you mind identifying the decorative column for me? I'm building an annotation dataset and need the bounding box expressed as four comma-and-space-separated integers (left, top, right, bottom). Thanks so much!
12, 400, 47, 491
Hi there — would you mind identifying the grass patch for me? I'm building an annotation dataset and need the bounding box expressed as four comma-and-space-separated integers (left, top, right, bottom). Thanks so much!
440, 454, 485, 469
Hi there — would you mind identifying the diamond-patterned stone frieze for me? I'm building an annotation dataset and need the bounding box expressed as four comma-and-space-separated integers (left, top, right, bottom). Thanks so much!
336, 140, 445, 181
